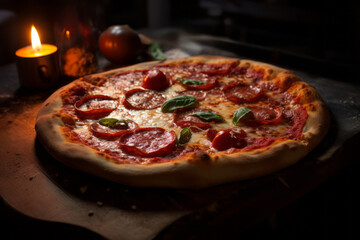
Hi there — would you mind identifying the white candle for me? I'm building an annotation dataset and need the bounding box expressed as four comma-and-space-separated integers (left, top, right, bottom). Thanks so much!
15, 26, 57, 58
15, 25, 60, 89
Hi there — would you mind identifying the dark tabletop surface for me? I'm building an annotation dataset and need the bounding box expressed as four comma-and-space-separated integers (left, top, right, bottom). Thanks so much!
1, 29, 360, 240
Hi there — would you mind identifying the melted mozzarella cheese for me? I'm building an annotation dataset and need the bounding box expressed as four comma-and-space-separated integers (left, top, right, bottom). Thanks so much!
82, 70, 295, 148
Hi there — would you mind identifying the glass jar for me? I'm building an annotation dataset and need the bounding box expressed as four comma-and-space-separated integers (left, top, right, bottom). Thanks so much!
54, 3, 97, 78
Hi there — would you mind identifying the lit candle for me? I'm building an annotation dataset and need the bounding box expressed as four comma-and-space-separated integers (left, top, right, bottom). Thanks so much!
16, 26, 58, 58
15, 25, 60, 89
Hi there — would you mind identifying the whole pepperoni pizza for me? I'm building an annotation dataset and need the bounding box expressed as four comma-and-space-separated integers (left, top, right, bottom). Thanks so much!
35, 56, 330, 188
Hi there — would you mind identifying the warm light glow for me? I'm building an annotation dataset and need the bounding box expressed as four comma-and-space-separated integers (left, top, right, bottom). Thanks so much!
66, 30, 70, 39
31, 25, 42, 52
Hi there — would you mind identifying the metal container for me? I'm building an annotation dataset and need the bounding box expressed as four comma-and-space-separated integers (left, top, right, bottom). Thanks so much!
15, 46, 60, 89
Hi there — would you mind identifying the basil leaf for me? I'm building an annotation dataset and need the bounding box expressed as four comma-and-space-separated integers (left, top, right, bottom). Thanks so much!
161, 95, 197, 112
178, 127, 192, 145
177, 78, 204, 85
150, 42, 166, 61
99, 118, 128, 129
232, 107, 251, 126
190, 111, 224, 122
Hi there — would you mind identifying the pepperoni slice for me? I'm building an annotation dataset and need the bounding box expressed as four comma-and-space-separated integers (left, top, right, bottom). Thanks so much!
123, 88, 166, 110
284, 106, 308, 139
228, 67, 264, 82
119, 128, 177, 157
90, 120, 138, 141
212, 128, 247, 151
113, 69, 148, 78
176, 90, 207, 101
61, 85, 88, 105
173, 108, 219, 129
176, 62, 237, 75
223, 82, 263, 104
228, 66, 247, 76
177, 73, 217, 90
244, 68, 264, 82
245, 106, 283, 125
110, 70, 147, 90
74, 95, 117, 119
193, 62, 237, 75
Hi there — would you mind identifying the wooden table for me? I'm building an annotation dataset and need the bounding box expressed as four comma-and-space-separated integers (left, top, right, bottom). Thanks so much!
1, 30, 360, 239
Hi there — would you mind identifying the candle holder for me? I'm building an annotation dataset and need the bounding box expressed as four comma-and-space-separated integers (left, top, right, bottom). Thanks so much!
15, 45, 60, 89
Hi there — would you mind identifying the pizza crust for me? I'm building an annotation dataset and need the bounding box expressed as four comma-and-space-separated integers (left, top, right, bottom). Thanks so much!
35, 55, 330, 189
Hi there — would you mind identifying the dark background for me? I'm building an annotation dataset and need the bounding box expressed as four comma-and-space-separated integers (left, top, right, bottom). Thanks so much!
1, 0, 359, 82
1, 0, 360, 239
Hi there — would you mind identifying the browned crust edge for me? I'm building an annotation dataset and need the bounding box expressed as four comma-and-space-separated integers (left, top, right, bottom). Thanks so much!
35, 55, 330, 189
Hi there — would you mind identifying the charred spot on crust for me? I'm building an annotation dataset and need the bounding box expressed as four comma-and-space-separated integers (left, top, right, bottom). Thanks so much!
304, 89, 313, 97
283, 76, 296, 88
295, 88, 316, 104
310, 103, 316, 111
264, 68, 275, 80
201, 153, 211, 161
189, 151, 211, 164
275, 74, 299, 92
306, 103, 316, 111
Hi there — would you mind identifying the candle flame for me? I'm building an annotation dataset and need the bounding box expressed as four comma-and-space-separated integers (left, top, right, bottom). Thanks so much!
31, 25, 42, 52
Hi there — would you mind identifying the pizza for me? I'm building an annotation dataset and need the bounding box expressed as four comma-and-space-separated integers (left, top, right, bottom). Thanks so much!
35, 55, 330, 189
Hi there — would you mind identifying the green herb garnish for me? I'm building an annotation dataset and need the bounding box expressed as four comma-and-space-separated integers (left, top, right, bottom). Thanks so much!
232, 107, 252, 126
190, 111, 224, 122
178, 127, 192, 145
161, 95, 197, 113
177, 78, 204, 85
99, 118, 128, 129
